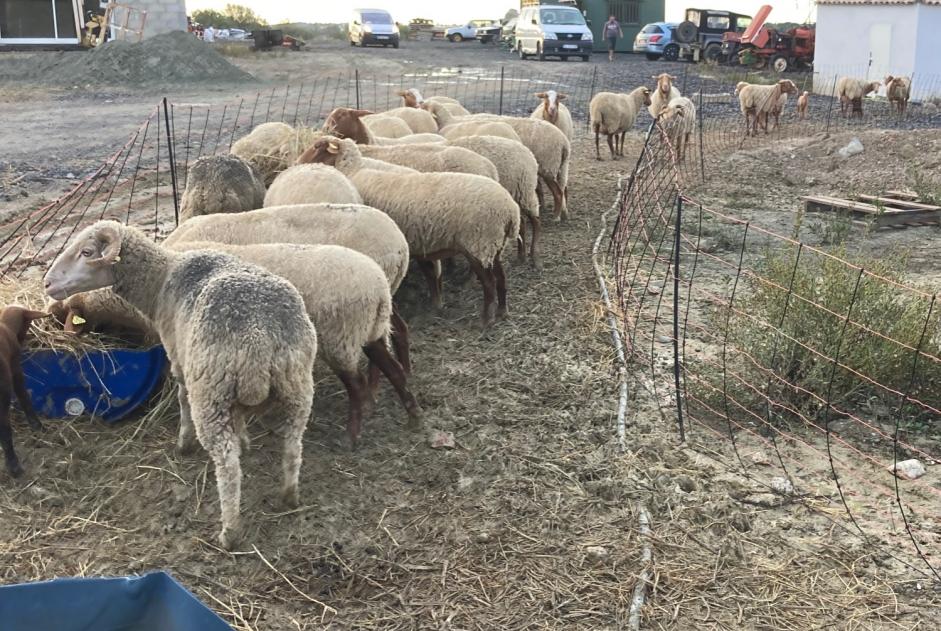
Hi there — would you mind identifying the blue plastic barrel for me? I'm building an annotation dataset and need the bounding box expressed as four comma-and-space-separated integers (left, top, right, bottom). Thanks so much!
21, 346, 168, 423
0, 571, 233, 630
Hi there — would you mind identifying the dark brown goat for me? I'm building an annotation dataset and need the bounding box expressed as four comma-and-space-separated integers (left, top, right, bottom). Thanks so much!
320, 107, 375, 145
0, 306, 48, 477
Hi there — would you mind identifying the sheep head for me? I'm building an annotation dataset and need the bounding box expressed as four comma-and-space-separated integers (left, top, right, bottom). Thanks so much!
778, 79, 799, 95
865, 81, 881, 95
322, 107, 374, 145
399, 88, 423, 108
44, 221, 124, 301
297, 136, 349, 167
640, 87, 652, 107
652, 73, 677, 96
0, 306, 50, 344
535, 90, 566, 122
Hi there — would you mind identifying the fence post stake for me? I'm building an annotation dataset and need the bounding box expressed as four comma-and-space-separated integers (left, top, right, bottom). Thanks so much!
499, 66, 505, 115
162, 97, 180, 227
355, 69, 361, 110
587, 65, 598, 130
698, 86, 705, 183
673, 195, 686, 443
825, 75, 837, 136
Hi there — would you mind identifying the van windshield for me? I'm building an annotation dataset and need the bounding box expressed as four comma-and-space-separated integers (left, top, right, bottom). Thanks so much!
539, 8, 585, 26
362, 12, 390, 24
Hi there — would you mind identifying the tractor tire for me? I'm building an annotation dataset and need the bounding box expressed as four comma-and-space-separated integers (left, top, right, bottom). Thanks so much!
662, 43, 679, 61
645, 53, 662, 61
772, 55, 789, 73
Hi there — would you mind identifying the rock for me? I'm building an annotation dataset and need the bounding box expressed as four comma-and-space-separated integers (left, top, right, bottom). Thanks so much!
923, 102, 938, 116
730, 513, 751, 533
428, 429, 456, 449
837, 138, 864, 159
656, 335, 672, 344
475, 531, 491, 543
806, 177, 817, 186
750, 451, 772, 466
888, 459, 926, 481
65, 172, 75, 179
585, 545, 609, 563
770, 477, 794, 495
647, 285, 661, 295
675, 475, 697, 493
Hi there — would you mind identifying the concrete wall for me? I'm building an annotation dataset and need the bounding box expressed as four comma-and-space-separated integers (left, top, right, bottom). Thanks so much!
913, 4, 941, 98
114, 0, 186, 39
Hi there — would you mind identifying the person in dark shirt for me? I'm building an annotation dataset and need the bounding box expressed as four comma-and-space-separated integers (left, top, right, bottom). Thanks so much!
603, 15, 623, 62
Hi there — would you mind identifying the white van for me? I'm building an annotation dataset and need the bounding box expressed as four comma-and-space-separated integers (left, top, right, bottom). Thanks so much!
349, 8, 399, 48
515, 4, 592, 61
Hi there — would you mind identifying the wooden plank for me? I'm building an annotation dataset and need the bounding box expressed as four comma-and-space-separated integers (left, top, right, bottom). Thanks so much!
857, 195, 941, 211
802, 196, 882, 215
884, 190, 919, 200
870, 209, 941, 228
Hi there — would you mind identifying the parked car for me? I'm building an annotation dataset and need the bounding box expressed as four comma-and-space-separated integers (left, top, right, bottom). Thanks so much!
475, 23, 503, 44
446, 19, 495, 43
349, 8, 400, 48
633, 22, 678, 61
515, 4, 592, 61
673, 8, 752, 62
227, 28, 248, 40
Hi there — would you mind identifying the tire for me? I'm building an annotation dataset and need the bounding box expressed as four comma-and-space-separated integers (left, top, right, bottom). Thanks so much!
518, 43, 527, 59
704, 42, 722, 63
771, 55, 788, 73
581, 55, 590, 62
349, 39, 355, 46
452, 33, 463, 43
645, 53, 662, 61
393, 40, 400, 49
662, 44, 679, 61
537, 43, 545, 61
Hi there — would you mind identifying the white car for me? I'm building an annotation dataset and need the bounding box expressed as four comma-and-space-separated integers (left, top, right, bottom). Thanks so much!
446, 20, 495, 43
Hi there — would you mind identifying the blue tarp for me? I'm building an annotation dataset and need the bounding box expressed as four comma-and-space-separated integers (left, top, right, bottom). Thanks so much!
0, 571, 233, 631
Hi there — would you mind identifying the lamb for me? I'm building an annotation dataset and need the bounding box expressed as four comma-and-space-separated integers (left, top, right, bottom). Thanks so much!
371, 106, 438, 134
230, 122, 321, 186
737, 79, 799, 136
45, 221, 317, 550
649, 73, 681, 119
884, 75, 911, 116
449, 135, 541, 264
302, 137, 520, 327
589, 87, 652, 160
180, 155, 265, 222
658, 96, 696, 162
167, 241, 422, 445
733, 81, 748, 96
323, 107, 446, 146
45, 288, 157, 344
165, 203, 414, 373
263, 163, 362, 207
797, 91, 810, 119
836, 77, 880, 118
530, 90, 574, 141
362, 114, 412, 139
0, 306, 49, 478
358, 143, 499, 180
399, 89, 471, 116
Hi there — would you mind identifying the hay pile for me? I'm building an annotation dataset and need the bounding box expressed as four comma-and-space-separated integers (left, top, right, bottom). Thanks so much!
0, 31, 255, 86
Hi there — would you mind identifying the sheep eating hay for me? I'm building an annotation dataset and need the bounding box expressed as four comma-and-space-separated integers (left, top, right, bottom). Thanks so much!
323, 107, 446, 146
264, 163, 362, 207
45, 221, 317, 550
180, 154, 265, 222
358, 143, 499, 180
231, 122, 321, 186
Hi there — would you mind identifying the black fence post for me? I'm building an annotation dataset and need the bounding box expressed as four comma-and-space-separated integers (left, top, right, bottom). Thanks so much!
355, 69, 361, 110
698, 86, 705, 183
825, 75, 837, 136
587, 65, 598, 130
499, 66, 505, 115
162, 97, 180, 227
673, 195, 686, 443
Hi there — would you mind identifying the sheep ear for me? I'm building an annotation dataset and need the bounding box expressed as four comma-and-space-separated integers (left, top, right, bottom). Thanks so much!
64, 308, 87, 334
92, 224, 123, 267
669, 74, 677, 80
557, 93, 568, 101
396, 90, 408, 96
22, 309, 51, 321
350, 109, 374, 117
534, 92, 547, 98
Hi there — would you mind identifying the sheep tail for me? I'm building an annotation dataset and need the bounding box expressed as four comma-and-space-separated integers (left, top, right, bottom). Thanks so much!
237, 363, 272, 407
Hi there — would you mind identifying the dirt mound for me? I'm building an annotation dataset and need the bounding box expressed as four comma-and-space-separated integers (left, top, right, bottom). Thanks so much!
0, 31, 254, 86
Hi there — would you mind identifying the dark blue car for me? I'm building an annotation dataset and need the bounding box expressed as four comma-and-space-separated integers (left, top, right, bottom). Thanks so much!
633, 22, 679, 61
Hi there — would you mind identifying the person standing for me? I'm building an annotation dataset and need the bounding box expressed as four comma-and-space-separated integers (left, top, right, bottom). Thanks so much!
603, 15, 622, 62
203, 25, 215, 42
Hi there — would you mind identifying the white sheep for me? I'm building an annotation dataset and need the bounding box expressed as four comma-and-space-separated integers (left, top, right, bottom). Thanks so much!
322, 107, 446, 146
180, 155, 265, 223
658, 96, 696, 162
168, 241, 422, 443
530, 90, 574, 141
440, 120, 522, 143
449, 135, 541, 265
589, 87, 652, 160
303, 137, 520, 327
230, 122, 320, 186
836, 77, 880, 118
649, 73, 681, 119
374, 106, 438, 134
358, 143, 498, 180
738, 80, 799, 136
797, 91, 810, 119
45, 289, 157, 344
264, 163, 362, 207
45, 221, 317, 550
767, 80, 799, 132
884, 75, 911, 116
362, 114, 412, 139
399, 89, 471, 116
165, 203, 414, 373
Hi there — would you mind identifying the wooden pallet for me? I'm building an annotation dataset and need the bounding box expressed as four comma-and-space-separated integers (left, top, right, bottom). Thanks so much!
801, 191, 941, 228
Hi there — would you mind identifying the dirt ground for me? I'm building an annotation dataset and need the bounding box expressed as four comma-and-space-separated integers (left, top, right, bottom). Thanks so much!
1, 38, 940, 629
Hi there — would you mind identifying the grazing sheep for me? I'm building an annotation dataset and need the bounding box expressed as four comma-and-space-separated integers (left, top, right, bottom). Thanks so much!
264, 163, 362, 207
45, 289, 157, 344
303, 137, 520, 327
323, 107, 446, 146
399, 89, 471, 116
230, 122, 321, 187
0, 306, 48, 478
836, 77, 880, 117
439, 121, 521, 143
797, 91, 810, 119
884, 75, 911, 116
165, 203, 414, 373
649, 73, 681, 119
373, 106, 438, 134
449, 135, 541, 265
168, 242, 422, 444
530, 90, 574, 141
180, 155, 265, 223
45, 221, 317, 550
658, 96, 696, 162
738, 80, 799, 136
362, 114, 412, 139
589, 87, 652, 160
358, 143, 499, 180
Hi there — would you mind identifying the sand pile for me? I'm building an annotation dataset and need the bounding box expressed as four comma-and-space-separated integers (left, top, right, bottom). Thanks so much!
0, 31, 254, 86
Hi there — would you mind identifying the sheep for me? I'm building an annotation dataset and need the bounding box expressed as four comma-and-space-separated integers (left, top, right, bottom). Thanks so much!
45, 288, 158, 344
357, 143, 499, 180
589, 87, 652, 160
836, 77, 880, 118
167, 241, 422, 444
738, 79, 799, 136
733, 81, 748, 96
45, 221, 317, 550
884, 75, 911, 116
165, 203, 414, 373
530, 90, 574, 141
372, 106, 438, 134
439, 121, 522, 143
362, 114, 413, 139
649, 73, 681, 119
323, 107, 446, 146
797, 91, 810, 119
399, 89, 472, 116
230, 122, 321, 186
766, 80, 799, 132
263, 163, 362, 207
449, 135, 541, 265
301, 137, 520, 327
658, 96, 696, 162
180, 155, 265, 222
0, 306, 49, 478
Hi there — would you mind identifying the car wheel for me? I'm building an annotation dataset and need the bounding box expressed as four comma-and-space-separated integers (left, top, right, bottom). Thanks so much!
645, 53, 661, 61
518, 44, 527, 59
663, 44, 679, 61
452, 33, 463, 43
349, 39, 355, 46
393, 40, 400, 49
537, 43, 545, 61
704, 42, 722, 63
771, 55, 788, 73
581, 54, 590, 62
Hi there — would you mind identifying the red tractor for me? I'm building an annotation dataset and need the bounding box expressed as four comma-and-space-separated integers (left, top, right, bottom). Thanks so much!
721, 5, 815, 72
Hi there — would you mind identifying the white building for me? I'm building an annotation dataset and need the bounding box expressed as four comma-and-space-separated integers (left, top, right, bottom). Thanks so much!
0, 0, 186, 48
814, 0, 941, 99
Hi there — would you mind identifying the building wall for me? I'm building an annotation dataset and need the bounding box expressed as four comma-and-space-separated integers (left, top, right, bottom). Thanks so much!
582, 0, 666, 52
913, 4, 941, 98
117, 0, 187, 39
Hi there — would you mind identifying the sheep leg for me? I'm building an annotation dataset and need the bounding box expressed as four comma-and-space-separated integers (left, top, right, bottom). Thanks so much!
0, 388, 23, 478
389, 304, 411, 374
175, 379, 199, 454
278, 386, 313, 509
337, 370, 367, 448
517, 215, 527, 263
467, 257, 497, 328
363, 340, 422, 429
544, 176, 566, 222
529, 214, 541, 269
594, 126, 602, 160
417, 259, 443, 309
11, 365, 42, 432
493, 255, 508, 319
193, 407, 242, 550
618, 131, 627, 157
606, 133, 616, 160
